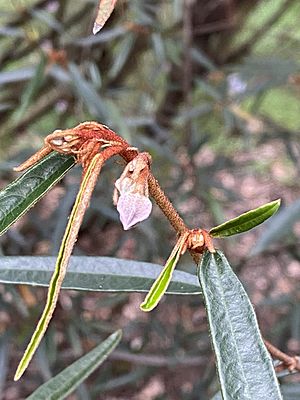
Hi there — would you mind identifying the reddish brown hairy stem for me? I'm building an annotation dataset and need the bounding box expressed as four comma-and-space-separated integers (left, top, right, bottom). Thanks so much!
147, 174, 187, 233
264, 339, 300, 373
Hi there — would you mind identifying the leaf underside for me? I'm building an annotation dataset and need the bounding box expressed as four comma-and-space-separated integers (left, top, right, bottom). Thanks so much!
209, 199, 281, 238
0, 152, 75, 236
26, 330, 122, 400
198, 250, 282, 400
0, 256, 201, 295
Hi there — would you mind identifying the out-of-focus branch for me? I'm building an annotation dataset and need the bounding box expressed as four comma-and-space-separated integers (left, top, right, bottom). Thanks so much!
183, 0, 194, 148
0, 88, 66, 155
110, 350, 205, 367
0, 3, 93, 68
4, 0, 50, 29
224, 0, 296, 63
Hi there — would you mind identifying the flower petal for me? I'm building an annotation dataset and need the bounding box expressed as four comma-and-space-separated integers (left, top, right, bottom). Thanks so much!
117, 193, 152, 230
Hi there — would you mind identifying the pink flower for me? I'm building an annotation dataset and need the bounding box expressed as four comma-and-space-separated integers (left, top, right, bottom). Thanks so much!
114, 152, 152, 230
117, 193, 152, 230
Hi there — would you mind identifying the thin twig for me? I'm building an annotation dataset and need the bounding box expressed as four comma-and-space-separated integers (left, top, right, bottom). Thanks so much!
264, 339, 300, 373
182, 0, 194, 149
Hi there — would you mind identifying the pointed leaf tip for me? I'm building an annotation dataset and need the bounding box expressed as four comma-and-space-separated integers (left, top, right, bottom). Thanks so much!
140, 255, 178, 312
93, 22, 102, 35
14, 154, 104, 381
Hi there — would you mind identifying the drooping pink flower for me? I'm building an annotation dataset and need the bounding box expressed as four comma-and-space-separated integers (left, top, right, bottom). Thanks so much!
117, 193, 152, 230
114, 152, 152, 230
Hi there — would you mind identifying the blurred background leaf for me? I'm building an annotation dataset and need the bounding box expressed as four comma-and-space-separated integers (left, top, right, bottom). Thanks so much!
26, 329, 122, 399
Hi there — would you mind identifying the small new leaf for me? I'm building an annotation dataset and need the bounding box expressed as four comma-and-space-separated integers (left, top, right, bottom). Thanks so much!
209, 199, 280, 238
140, 234, 188, 312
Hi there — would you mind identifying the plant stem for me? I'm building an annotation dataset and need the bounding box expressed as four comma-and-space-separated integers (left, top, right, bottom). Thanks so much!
264, 339, 300, 373
147, 173, 187, 233
121, 150, 188, 234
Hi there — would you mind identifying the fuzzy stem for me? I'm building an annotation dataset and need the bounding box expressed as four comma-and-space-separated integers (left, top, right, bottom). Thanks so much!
264, 339, 300, 372
147, 173, 187, 233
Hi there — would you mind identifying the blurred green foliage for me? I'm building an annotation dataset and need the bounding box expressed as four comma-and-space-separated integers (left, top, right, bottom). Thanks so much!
1, 0, 300, 398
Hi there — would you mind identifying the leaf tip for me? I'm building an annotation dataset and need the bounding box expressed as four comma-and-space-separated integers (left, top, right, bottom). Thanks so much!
14, 367, 23, 382
139, 302, 153, 312
274, 198, 281, 207
93, 22, 103, 35
115, 329, 123, 338
268, 198, 281, 216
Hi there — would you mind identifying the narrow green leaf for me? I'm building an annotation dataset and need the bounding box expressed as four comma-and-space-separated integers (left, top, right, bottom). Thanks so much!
0, 67, 35, 85
198, 250, 282, 400
30, 9, 63, 32
251, 199, 300, 256
108, 34, 136, 80
68, 63, 107, 119
76, 26, 126, 46
26, 330, 122, 400
12, 54, 46, 124
15, 154, 103, 381
0, 256, 201, 295
209, 199, 281, 238
0, 153, 75, 236
140, 238, 186, 312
